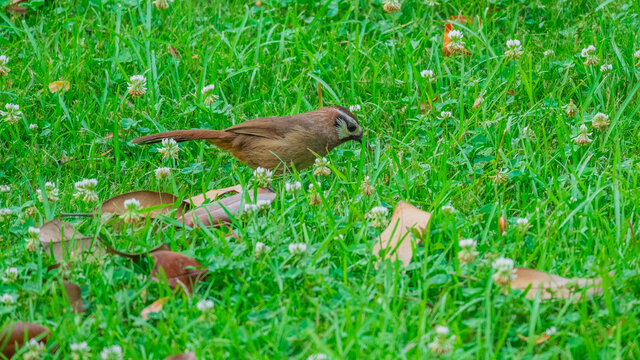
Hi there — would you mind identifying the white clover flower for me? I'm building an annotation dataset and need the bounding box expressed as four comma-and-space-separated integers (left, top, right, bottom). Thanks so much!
0, 55, 9, 76
635, 50, 640, 66
515, 217, 531, 234
545, 327, 557, 336
2, 267, 18, 283
490, 168, 509, 184
600, 63, 612, 73
158, 138, 180, 160
37, 182, 59, 203
100, 345, 123, 360
307, 354, 328, 360
1, 103, 22, 124
201, 84, 218, 104
74, 178, 99, 203
288, 243, 307, 255
243, 203, 260, 213
383, 0, 401, 13
313, 157, 331, 176
255, 241, 270, 255
29, 123, 38, 131
285, 181, 302, 194
22, 338, 45, 360
420, 69, 436, 82
458, 238, 478, 264
155, 166, 171, 180
360, 175, 374, 196
447, 29, 466, 55
127, 75, 147, 97
505, 39, 523, 59
492, 257, 516, 287
196, 299, 215, 312
307, 183, 321, 205
120, 198, 142, 224
0, 294, 16, 304
428, 325, 455, 354
349, 104, 361, 112
573, 124, 593, 146
0, 185, 9, 192
27, 226, 40, 239
563, 99, 578, 117
439, 111, 453, 120
153, 0, 171, 9
0, 208, 11, 222
591, 112, 610, 131
543, 49, 555, 57
256, 199, 271, 210
253, 167, 273, 187
441, 204, 456, 215
367, 206, 389, 228
70, 341, 90, 360
581, 45, 598, 66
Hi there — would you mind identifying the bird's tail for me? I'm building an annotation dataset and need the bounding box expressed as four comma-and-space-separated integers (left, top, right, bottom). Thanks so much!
132, 130, 229, 144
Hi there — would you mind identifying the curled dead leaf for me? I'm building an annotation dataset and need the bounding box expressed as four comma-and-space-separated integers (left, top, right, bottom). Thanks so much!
150, 251, 208, 294
512, 268, 607, 300
62, 281, 86, 313
141, 297, 169, 319
39, 219, 105, 261
372, 201, 431, 268
0, 322, 50, 358
48, 80, 70, 93
517, 333, 550, 344
498, 215, 507, 235
182, 189, 276, 228
165, 353, 196, 360
100, 190, 189, 222
185, 184, 245, 207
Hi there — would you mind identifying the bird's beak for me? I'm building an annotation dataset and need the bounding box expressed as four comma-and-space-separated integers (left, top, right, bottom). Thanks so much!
356, 135, 372, 151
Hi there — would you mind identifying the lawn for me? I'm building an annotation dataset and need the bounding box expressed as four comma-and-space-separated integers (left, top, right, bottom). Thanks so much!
1, 0, 640, 359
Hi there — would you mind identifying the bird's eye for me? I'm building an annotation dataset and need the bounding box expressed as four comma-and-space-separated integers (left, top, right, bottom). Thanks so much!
347, 123, 357, 132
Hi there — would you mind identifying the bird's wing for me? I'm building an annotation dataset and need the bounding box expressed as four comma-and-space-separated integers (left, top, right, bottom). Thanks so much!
225, 116, 293, 139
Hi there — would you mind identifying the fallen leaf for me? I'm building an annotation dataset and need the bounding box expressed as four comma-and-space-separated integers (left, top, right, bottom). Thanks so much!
48, 80, 70, 93
517, 333, 550, 344
512, 268, 606, 300
165, 353, 196, 360
182, 189, 276, 228
420, 96, 439, 115
39, 219, 105, 261
5, 0, 28, 14
63, 281, 86, 313
507, 89, 518, 95
100, 191, 189, 220
372, 201, 431, 268
448, 14, 482, 25
0, 322, 50, 358
167, 45, 179, 58
473, 94, 483, 109
443, 23, 471, 57
141, 297, 169, 319
499, 215, 507, 235
185, 184, 245, 207
150, 251, 208, 294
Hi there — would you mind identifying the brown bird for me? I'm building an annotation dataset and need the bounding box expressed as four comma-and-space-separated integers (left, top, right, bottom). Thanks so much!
132, 105, 365, 171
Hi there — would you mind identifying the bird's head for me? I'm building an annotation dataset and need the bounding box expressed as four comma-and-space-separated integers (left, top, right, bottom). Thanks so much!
330, 105, 364, 144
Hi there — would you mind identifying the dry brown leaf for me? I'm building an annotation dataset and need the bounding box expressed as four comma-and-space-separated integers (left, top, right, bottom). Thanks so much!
63, 281, 86, 313
141, 297, 169, 319
167, 45, 179, 58
185, 184, 245, 207
100, 191, 189, 220
448, 14, 482, 25
5, 0, 28, 14
512, 268, 606, 300
150, 251, 208, 294
498, 215, 507, 235
182, 189, 276, 228
48, 80, 70, 93
39, 219, 105, 261
0, 322, 50, 358
420, 96, 439, 115
372, 201, 431, 268
165, 353, 196, 360
517, 333, 550, 344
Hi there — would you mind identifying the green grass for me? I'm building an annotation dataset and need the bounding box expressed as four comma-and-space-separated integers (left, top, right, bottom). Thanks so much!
1, 0, 640, 358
